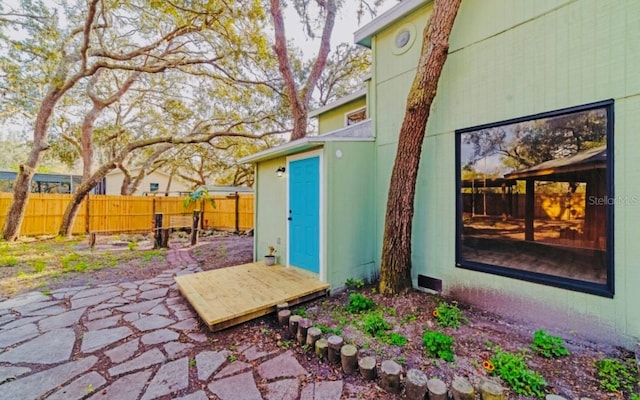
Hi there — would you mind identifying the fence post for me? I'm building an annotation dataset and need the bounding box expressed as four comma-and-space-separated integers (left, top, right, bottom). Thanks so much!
154, 213, 163, 249
234, 192, 239, 233
191, 210, 201, 246
85, 194, 91, 234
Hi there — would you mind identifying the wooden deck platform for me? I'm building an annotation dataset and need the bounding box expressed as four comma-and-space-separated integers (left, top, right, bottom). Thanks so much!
175, 262, 330, 332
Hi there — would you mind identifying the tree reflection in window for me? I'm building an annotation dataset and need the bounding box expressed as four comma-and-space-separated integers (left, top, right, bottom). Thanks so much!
456, 101, 613, 297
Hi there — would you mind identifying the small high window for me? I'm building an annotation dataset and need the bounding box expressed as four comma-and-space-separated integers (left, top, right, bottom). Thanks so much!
456, 100, 614, 297
345, 108, 366, 126
149, 183, 159, 192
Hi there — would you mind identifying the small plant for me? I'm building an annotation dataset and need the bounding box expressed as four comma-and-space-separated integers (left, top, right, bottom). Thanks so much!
183, 188, 216, 208
630, 393, 640, 400
347, 292, 376, 313
531, 329, 570, 358
294, 308, 307, 318
402, 313, 418, 324
345, 278, 365, 290
396, 357, 407, 365
127, 241, 138, 251
228, 354, 238, 362
594, 358, 638, 393
189, 359, 197, 367
422, 330, 455, 362
267, 246, 277, 256
315, 324, 342, 336
384, 332, 408, 347
490, 347, 547, 398
362, 311, 391, 337
277, 340, 293, 349
433, 301, 467, 329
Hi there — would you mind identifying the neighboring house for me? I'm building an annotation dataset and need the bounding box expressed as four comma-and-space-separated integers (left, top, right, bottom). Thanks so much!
105, 169, 192, 196
194, 185, 254, 196
0, 170, 105, 194
240, 0, 639, 346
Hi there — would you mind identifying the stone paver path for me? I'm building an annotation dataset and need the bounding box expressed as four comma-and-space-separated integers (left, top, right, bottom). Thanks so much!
0, 246, 348, 400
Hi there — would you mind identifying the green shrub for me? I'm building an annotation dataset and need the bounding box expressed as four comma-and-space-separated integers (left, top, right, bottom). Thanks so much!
315, 324, 342, 336
345, 278, 364, 290
384, 332, 408, 347
433, 301, 467, 329
347, 292, 376, 313
594, 358, 638, 393
531, 329, 570, 358
362, 311, 390, 336
422, 330, 455, 362
490, 347, 547, 398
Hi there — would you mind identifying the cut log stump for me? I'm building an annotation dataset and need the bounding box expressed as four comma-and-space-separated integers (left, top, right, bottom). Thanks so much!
480, 379, 505, 400
327, 335, 343, 364
405, 369, 428, 399
277, 309, 291, 327
306, 327, 322, 348
315, 338, 328, 360
297, 318, 311, 345
379, 360, 402, 394
358, 356, 377, 381
289, 315, 302, 337
427, 378, 448, 400
340, 344, 358, 374
452, 375, 475, 400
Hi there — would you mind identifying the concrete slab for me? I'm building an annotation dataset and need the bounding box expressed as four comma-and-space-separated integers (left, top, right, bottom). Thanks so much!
264, 378, 300, 400
257, 350, 307, 380
0, 323, 39, 348
208, 371, 262, 400
196, 350, 230, 381
131, 315, 175, 331
108, 348, 166, 377
39, 307, 86, 331
87, 369, 153, 400
141, 328, 179, 345
47, 371, 107, 400
105, 338, 140, 364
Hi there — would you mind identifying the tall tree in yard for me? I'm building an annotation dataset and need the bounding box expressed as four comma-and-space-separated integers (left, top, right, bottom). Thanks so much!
0, 0, 262, 240
269, 0, 337, 141
379, 0, 462, 295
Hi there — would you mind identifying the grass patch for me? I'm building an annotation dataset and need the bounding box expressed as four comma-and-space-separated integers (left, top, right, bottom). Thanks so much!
0, 236, 167, 297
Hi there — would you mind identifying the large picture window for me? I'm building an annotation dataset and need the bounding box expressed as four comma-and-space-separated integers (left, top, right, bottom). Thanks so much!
456, 100, 614, 297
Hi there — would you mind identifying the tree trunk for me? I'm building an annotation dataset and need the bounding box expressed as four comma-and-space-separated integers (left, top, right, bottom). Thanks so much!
59, 163, 118, 236
269, 0, 336, 141
379, 0, 462, 295
3, 87, 61, 241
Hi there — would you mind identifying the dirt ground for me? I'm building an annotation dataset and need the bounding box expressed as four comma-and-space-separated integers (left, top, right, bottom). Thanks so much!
1, 234, 638, 399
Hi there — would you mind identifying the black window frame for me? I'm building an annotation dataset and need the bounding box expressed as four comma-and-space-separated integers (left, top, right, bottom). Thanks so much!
455, 99, 614, 298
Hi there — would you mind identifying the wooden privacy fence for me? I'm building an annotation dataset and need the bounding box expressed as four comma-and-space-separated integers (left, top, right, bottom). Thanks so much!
0, 193, 254, 237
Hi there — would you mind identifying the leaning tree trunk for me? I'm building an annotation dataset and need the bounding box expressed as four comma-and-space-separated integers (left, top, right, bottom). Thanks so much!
379, 0, 462, 295
59, 163, 118, 236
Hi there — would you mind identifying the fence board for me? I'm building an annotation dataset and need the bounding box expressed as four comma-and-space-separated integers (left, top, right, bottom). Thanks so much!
0, 193, 254, 237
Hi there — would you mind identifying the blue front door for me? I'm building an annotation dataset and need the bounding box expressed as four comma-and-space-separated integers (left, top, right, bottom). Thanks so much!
289, 156, 320, 274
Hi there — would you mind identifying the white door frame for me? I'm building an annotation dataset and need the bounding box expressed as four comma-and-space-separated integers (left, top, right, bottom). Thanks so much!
286, 149, 325, 282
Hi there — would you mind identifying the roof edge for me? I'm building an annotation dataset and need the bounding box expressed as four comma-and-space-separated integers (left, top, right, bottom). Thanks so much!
354, 0, 429, 48
237, 134, 375, 164
308, 89, 366, 118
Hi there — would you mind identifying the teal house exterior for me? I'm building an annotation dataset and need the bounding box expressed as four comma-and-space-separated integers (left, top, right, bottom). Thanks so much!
241, 0, 640, 346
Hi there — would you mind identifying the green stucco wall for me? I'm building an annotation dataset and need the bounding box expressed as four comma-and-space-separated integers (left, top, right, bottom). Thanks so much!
254, 157, 288, 264
324, 141, 377, 289
371, 0, 640, 344
318, 97, 367, 134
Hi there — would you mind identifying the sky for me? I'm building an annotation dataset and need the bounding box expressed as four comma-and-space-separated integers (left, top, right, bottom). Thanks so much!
284, 1, 396, 60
